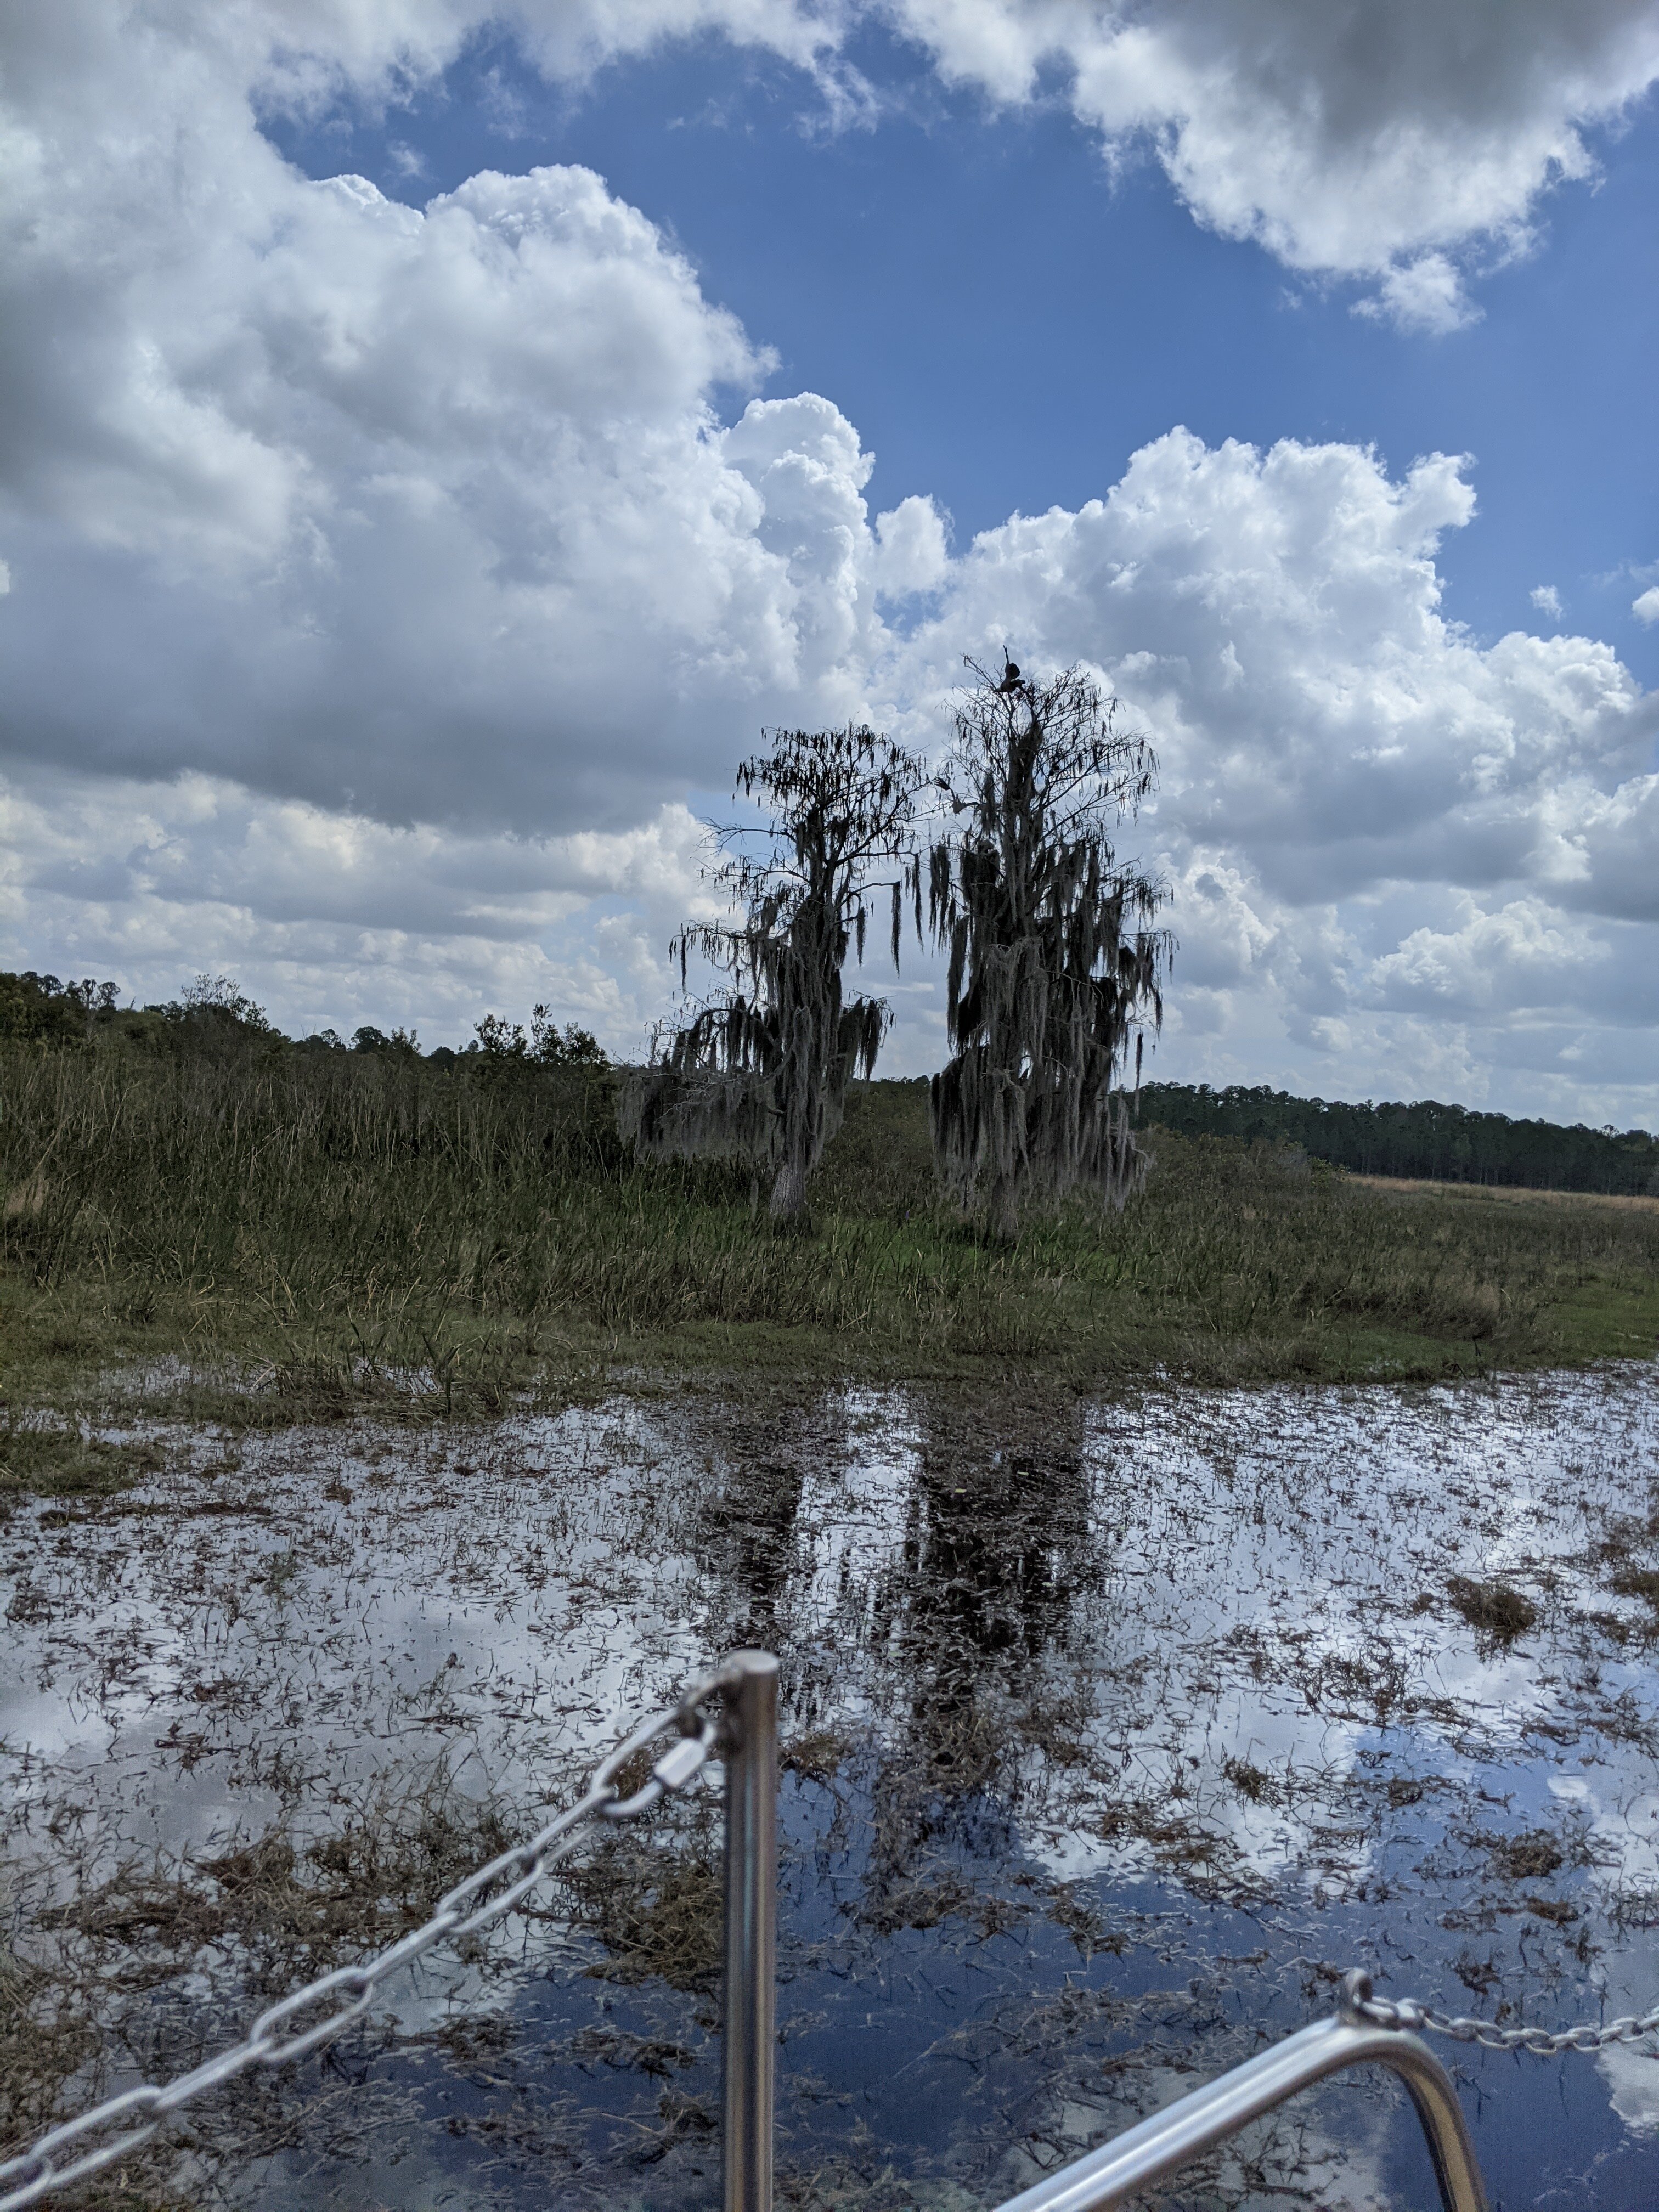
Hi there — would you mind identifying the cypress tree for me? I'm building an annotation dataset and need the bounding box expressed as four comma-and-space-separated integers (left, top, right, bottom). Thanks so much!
622, 724, 924, 1221
923, 656, 1172, 1240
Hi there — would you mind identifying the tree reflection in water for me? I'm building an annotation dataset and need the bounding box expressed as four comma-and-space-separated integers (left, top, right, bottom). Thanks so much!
10, 1375, 1659, 2211
860, 1400, 1097, 1924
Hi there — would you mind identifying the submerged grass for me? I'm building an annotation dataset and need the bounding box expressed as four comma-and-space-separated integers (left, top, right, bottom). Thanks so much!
1, 1043, 1655, 1459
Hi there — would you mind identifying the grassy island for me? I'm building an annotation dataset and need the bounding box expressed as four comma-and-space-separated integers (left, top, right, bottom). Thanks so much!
3, 1035, 1656, 1497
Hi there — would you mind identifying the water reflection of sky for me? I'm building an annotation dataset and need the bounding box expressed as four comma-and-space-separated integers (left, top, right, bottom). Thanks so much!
4, 1368, 1659, 2208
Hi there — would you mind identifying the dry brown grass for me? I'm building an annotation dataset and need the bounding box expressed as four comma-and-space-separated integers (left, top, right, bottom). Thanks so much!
1350, 1173, 1659, 1216
1446, 1576, 1538, 1643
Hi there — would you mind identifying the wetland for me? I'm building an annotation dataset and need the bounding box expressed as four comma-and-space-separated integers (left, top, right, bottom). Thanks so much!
5, 1041, 1659, 2207
3, 1052, 1658, 1448
6, 1366, 1659, 2210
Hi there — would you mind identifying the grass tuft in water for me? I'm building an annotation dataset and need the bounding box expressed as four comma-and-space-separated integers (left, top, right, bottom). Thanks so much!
1446, 1576, 1539, 1643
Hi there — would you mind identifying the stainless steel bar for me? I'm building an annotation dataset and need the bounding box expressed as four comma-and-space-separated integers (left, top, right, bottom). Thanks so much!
721, 1650, 778, 2212
989, 2016, 1489, 2212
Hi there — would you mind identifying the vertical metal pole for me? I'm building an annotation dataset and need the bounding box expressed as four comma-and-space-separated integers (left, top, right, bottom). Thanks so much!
721, 1649, 777, 2212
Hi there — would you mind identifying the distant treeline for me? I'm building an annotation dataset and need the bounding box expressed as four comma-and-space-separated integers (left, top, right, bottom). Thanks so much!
8, 970, 1655, 1200
1136, 1082, 1659, 1197
0, 969, 605, 1069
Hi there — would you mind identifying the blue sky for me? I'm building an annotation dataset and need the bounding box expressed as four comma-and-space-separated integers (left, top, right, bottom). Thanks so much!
2, 1, 1657, 1121
267, 26, 1659, 679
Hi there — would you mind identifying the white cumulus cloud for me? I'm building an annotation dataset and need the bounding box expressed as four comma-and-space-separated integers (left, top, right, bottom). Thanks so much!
1369, 897, 1609, 1016
871, 429, 1657, 1111
0, 10, 911, 829
1352, 253, 1480, 336
872, 496, 952, 601
898, 429, 1647, 907
13, 0, 1655, 311
3, 1, 1659, 1122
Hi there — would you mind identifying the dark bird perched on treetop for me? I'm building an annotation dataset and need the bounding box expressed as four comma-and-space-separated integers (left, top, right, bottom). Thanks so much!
997, 656, 1022, 692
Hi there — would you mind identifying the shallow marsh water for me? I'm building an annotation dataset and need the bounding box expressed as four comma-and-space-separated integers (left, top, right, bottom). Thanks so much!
4, 1368, 1659, 2210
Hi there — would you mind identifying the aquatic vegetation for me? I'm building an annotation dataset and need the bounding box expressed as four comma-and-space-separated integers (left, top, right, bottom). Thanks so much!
1444, 1575, 1538, 1643
4, 1371, 1659, 2209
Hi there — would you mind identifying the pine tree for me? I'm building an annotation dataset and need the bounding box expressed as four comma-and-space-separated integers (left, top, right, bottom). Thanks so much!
923, 656, 1172, 1240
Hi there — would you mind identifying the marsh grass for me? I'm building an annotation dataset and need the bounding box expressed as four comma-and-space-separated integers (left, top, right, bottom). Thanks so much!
1445, 1576, 1539, 1644
0, 1417, 162, 1498
560, 1828, 726, 1993
0, 1760, 556, 2209
1, 1044, 1655, 1460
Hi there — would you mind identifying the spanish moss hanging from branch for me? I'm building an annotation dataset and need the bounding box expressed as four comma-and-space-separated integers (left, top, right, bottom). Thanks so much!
922, 654, 1174, 1241
620, 723, 926, 1222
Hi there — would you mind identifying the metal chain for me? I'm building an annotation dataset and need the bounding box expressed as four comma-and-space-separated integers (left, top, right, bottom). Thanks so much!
1341, 1968, 1659, 2056
0, 1662, 743, 2212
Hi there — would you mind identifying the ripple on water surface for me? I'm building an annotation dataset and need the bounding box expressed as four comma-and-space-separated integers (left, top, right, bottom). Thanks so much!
3, 1368, 1659, 2209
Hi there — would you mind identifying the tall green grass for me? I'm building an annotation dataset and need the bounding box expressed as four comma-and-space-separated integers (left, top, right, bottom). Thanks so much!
2, 1043, 1656, 1424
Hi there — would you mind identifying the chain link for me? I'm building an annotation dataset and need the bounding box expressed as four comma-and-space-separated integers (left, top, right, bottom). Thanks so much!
1341, 1967, 1659, 2056
0, 1663, 742, 2212
14, 1688, 1652, 2212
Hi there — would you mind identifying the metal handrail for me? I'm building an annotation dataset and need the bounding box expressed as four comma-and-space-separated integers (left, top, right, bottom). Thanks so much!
715, 1656, 1488, 2212
721, 1650, 778, 2212
989, 2001, 1489, 2212
712, 1663, 1495, 2212
1, 1646, 1492, 2212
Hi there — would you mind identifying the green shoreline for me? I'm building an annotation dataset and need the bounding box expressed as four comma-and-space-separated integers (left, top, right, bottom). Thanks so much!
3, 1060, 1656, 1502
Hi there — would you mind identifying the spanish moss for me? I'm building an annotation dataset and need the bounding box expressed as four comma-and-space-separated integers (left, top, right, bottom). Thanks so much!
924, 658, 1173, 1240
620, 724, 926, 1221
